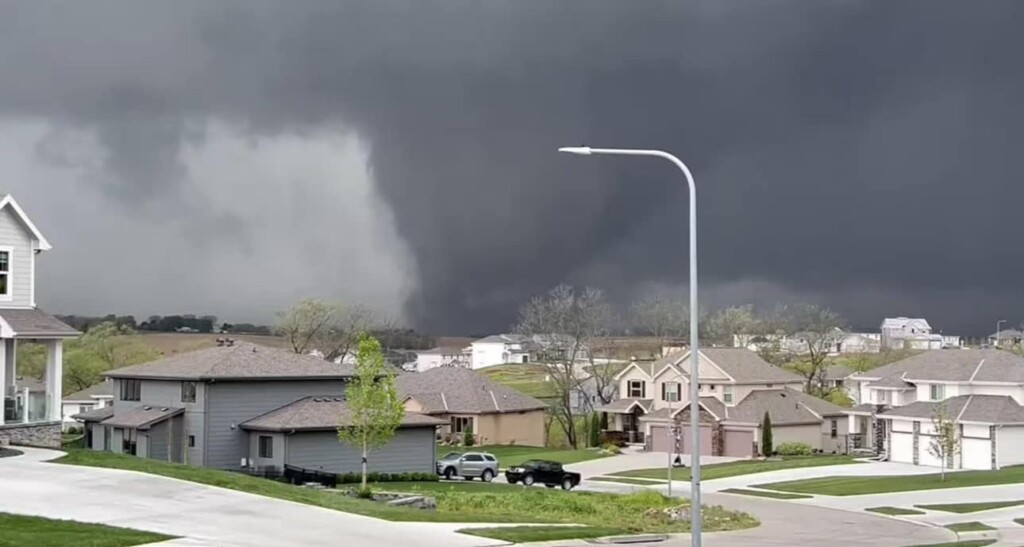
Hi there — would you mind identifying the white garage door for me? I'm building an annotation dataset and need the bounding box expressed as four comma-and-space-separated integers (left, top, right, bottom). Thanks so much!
962, 438, 991, 470
917, 435, 943, 468
889, 431, 915, 464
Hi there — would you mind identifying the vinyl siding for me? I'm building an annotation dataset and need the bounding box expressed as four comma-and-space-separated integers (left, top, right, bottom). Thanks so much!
283, 427, 436, 474
758, 423, 821, 450
0, 207, 34, 307
475, 410, 546, 447
89, 423, 105, 450
147, 420, 169, 461
249, 432, 285, 470
206, 380, 347, 470
117, 379, 207, 466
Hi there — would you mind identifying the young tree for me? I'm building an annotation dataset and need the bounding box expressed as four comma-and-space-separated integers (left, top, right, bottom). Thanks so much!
336, 334, 405, 490
516, 284, 613, 449
589, 412, 601, 447
928, 404, 961, 481
761, 411, 773, 456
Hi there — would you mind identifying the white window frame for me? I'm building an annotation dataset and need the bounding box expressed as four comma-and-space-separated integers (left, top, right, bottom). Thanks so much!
627, 380, 645, 398
662, 381, 681, 402
930, 384, 945, 401
0, 245, 12, 302
723, 385, 735, 404
452, 416, 473, 434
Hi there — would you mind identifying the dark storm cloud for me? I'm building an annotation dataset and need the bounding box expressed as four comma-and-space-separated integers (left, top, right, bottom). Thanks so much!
1, 1, 1022, 334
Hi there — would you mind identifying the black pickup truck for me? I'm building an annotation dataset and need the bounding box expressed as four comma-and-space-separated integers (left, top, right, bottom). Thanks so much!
505, 459, 581, 490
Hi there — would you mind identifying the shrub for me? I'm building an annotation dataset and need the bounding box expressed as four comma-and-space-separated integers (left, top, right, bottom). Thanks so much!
761, 412, 773, 457
356, 487, 373, 499
600, 443, 622, 455
589, 413, 601, 448
463, 426, 475, 447
337, 471, 439, 484
367, 472, 380, 482
775, 442, 813, 456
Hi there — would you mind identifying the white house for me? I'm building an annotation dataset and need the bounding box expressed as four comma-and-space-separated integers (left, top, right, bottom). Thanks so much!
61, 380, 113, 431
0, 194, 81, 447
880, 317, 943, 350
734, 330, 880, 355
846, 349, 1024, 469
470, 334, 536, 368
414, 346, 471, 372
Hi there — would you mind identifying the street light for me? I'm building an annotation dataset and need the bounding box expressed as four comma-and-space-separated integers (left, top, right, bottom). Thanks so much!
997, 320, 1007, 348
559, 146, 702, 546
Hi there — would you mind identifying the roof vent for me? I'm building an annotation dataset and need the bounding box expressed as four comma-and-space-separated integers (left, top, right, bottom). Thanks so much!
313, 397, 322, 402
161, 407, 169, 411
143, 406, 152, 411
780, 393, 787, 398
334, 397, 343, 402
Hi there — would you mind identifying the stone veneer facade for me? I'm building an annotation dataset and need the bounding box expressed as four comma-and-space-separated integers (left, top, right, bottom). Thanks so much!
0, 421, 61, 448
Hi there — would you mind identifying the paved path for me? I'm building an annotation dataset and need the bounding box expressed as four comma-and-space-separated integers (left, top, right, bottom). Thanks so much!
567, 451, 737, 480
0, 447, 504, 547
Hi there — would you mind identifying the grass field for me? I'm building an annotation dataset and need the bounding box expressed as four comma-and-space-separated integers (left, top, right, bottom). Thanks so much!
56, 450, 757, 538
718, 488, 812, 500
906, 541, 995, 547
612, 455, 858, 482
130, 332, 289, 356
472, 445, 611, 467
865, 506, 925, 516
756, 466, 1024, 496
0, 513, 173, 547
916, 500, 1024, 514
945, 522, 995, 533
592, 476, 664, 486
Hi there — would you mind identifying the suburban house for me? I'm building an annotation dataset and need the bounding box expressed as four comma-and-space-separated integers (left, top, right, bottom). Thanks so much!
470, 334, 538, 368
398, 367, 548, 447
734, 330, 881, 355
74, 340, 442, 475
880, 317, 943, 350
822, 364, 858, 402
61, 380, 113, 431
846, 349, 1024, 469
600, 348, 849, 457
989, 329, 1024, 348
0, 194, 81, 448
414, 346, 471, 372
570, 374, 618, 415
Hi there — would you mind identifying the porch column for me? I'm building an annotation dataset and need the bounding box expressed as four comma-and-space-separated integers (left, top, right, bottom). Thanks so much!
45, 339, 63, 422
3, 340, 12, 394
0, 339, 6, 425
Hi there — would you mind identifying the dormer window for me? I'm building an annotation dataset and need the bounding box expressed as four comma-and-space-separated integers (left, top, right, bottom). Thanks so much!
627, 380, 646, 398
0, 247, 10, 299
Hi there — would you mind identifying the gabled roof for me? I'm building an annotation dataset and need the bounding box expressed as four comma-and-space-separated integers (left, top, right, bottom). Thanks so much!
105, 342, 357, 381
700, 349, 802, 384
416, 346, 468, 356
100, 406, 183, 430
878, 395, 1024, 424
599, 398, 653, 414
240, 396, 444, 432
882, 317, 931, 330
397, 367, 547, 414
868, 374, 915, 389
725, 388, 847, 425
65, 380, 114, 401
71, 406, 114, 423
852, 349, 1024, 384
0, 195, 51, 251
473, 334, 533, 345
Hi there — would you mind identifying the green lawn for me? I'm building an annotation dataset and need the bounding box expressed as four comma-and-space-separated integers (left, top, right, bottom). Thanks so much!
916, 500, 1024, 514
612, 455, 858, 482
756, 466, 1024, 496
372, 481, 522, 494
459, 525, 625, 543
865, 506, 925, 516
592, 476, 664, 486
471, 444, 611, 467
945, 522, 996, 532
1016, 517, 1024, 526
718, 488, 812, 500
56, 450, 757, 537
0, 513, 173, 547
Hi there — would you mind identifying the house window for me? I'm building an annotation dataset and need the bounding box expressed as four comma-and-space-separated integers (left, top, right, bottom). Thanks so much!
79, 405, 91, 414
930, 384, 945, 401
830, 419, 838, 439
628, 380, 646, 398
188, 435, 195, 448
451, 416, 473, 434
723, 385, 734, 404
122, 428, 137, 456
0, 248, 9, 298
521, 355, 529, 364
709, 385, 717, 391
181, 381, 197, 403
258, 435, 273, 458
120, 379, 141, 401
662, 382, 681, 402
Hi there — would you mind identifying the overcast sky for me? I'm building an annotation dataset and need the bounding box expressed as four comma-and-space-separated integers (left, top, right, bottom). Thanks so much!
2, 1, 1023, 336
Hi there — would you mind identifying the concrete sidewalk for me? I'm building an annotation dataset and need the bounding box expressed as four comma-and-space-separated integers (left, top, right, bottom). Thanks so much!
0, 447, 504, 547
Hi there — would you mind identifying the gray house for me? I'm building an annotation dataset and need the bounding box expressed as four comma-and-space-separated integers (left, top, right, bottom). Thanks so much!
75, 340, 441, 474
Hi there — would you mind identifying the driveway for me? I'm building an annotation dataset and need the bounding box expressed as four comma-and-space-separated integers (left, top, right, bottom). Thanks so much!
567, 451, 738, 480
0, 448, 504, 547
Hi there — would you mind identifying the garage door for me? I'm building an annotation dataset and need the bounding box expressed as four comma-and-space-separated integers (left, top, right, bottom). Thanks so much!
722, 429, 755, 458
649, 425, 676, 453
917, 435, 943, 468
962, 438, 991, 470
889, 431, 914, 464
679, 425, 714, 456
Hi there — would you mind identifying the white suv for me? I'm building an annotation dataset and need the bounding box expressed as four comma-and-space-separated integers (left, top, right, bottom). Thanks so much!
436, 451, 499, 481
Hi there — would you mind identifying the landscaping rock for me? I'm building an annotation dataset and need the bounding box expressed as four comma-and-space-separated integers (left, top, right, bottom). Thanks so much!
385, 496, 437, 510
644, 505, 690, 522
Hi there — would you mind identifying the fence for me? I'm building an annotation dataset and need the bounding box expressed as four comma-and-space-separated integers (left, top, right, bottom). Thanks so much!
284, 464, 337, 488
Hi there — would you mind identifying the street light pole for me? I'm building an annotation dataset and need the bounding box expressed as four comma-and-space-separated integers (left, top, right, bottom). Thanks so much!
997, 320, 1007, 349
559, 146, 702, 546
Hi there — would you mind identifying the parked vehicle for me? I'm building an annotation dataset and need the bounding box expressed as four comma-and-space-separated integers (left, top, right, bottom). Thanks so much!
505, 459, 581, 490
436, 451, 499, 481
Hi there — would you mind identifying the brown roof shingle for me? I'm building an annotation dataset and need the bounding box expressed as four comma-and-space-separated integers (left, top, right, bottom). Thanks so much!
725, 388, 847, 425
105, 342, 357, 381
854, 349, 1024, 383
101, 406, 183, 429
879, 395, 1024, 424
397, 367, 547, 414
71, 405, 114, 422
65, 380, 114, 401
240, 396, 444, 431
